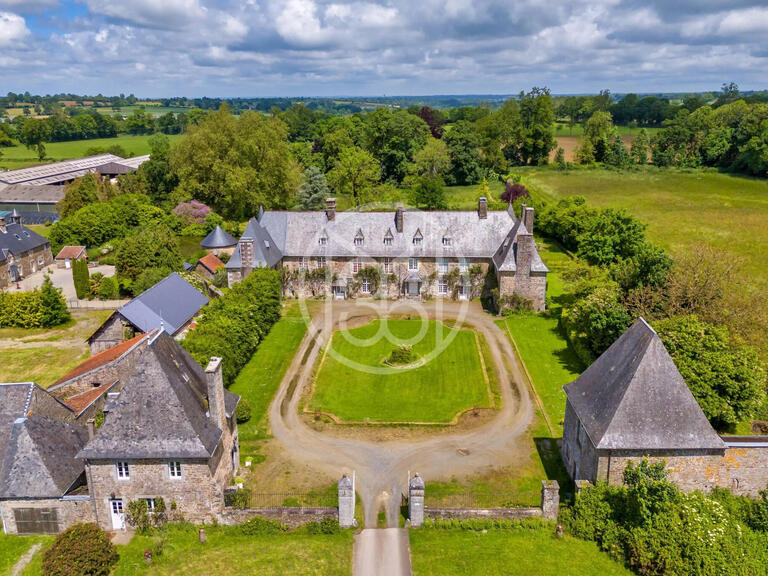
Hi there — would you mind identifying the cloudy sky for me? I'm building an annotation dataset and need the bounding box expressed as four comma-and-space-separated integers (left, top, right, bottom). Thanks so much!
1, 0, 766, 97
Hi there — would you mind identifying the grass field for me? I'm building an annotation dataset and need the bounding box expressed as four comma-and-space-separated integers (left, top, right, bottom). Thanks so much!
409, 522, 631, 576
525, 167, 768, 289
229, 312, 308, 459
0, 534, 53, 575
0, 310, 112, 386
309, 319, 493, 423
0, 134, 182, 169
13, 524, 352, 576
499, 239, 583, 433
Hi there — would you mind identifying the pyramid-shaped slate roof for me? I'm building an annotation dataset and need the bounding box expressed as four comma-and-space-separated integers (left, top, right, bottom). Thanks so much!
564, 318, 724, 451
78, 332, 238, 460
200, 225, 236, 248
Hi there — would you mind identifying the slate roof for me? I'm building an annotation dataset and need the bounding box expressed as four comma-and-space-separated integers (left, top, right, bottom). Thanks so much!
78, 332, 239, 460
0, 154, 124, 186
0, 221, 49, 256
0, 383, 85, 498
201, 225, 236, 248
55, 246, 86, 260
110, 272, 208, 336
564, 318, 725, 451
226, 218, 283, 270
0, 415, 89, 498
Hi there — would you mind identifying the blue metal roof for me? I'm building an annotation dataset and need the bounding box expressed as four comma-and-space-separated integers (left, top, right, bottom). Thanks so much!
117, 272, 208, 335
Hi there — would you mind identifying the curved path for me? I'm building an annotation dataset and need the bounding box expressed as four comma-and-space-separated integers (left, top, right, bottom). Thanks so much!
268, 300, 533, 527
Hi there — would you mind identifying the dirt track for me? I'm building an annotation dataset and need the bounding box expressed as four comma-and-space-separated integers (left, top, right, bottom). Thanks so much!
267, 300, 533, 527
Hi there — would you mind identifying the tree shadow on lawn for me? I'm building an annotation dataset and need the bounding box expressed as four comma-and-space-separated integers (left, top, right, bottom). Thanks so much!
534, 437, 574, 503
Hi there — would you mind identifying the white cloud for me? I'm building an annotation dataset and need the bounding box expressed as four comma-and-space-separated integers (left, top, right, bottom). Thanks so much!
83, 0, 206, 30
0, 11, 28, 47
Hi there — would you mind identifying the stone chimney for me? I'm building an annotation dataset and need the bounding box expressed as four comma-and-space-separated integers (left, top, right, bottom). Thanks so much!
0, 217, 5, 234
239, 239, 254, 279
395, 202, 404, 233
9, 209, 21, 226
205, 357, 226, 431
478, 197, 487, 219
523, 206, 534, 234
86, 418, 96, 440
516, 234, 534, 276
326, 198, 336, 221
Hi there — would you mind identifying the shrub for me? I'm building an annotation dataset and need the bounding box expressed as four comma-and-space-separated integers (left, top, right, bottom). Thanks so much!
98, 276, 118, 300
0, 285, 69, 328
388, 345, 414, 365
240, 515, 286, 535
39, 275, 71, 327
71, 257, 90, 299
172, 199, 212, 224
127, 499, 152, 534
42, 523, 118, 576
236, 399, 252, 423
306, 517, 342, 535
229, 488, 252, 509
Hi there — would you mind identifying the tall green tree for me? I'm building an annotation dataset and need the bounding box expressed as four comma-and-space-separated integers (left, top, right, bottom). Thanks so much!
40, 275, 71, 327
655, 315, 766, 429
115, 225, 182, 285
137, 134, 179, 207
58, 174, 101, 217
296, 166, 330, 209
327, 146, 380, 206
631, 128, 650, 164
410, 137, 451, 179
443, 120, 482, 185
171, 107, 301, 218
518, 87, 556, 165
71, 258, 90, 300
409, 177, 446, 209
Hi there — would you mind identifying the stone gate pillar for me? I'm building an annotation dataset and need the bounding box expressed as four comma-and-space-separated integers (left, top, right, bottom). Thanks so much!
338, 474, 355, 528
541, 480, 560, 521
409, 473, 425, 527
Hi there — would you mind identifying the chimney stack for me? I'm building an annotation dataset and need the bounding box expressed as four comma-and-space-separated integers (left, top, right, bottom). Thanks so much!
205, 357, 227, 431
0, 216, 6, 234
239, 239, 254, 279
516, 234, 534, 275
478, 197, 488, 219
9, 209, 21, 226
395, 202, 404, 233
86, 418, 95, 440
523, 206, 534, 234
326, 198, 336, 221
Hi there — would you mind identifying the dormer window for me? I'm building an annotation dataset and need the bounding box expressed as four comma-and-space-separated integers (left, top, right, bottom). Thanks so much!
319, 236, 327, 246
384, 228, 394, 246
412, 228, 423, 246
442, 237, 452, 246
413, 237, 422, 246
354, 237, 364, 246
354, 229, 364, 247
384, 237, 392, 246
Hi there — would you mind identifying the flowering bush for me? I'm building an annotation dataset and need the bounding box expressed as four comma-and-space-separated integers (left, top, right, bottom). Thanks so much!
173, 199, 212, 224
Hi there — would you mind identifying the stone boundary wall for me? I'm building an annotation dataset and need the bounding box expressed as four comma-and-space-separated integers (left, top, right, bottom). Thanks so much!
220, 507, 338, 529
0, 497, 95, 534
425, 507, 542, 521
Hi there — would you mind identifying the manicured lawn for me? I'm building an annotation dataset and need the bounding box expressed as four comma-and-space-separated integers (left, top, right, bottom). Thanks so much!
498, 239, 583, 432
0, 310, 111, 387
309, 319, 493, 423
0, 534, 52, 575
0, 134, 182, 169
409, 523, 631, 576
229, 314, 308, 458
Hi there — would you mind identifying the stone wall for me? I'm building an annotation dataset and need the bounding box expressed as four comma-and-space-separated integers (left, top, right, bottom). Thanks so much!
220, 507, 338, 529
89, 313, 129, 354
0, 497, 95, 534
50, 337, 147, 400
596, 443, 768, 498
87, 459, 225, 530
0, 244, 53, 289
561, 400, 600, 483
424, 507, 542, 521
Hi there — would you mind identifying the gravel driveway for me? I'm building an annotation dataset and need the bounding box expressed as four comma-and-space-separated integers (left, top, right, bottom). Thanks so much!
268, 300, 533, 528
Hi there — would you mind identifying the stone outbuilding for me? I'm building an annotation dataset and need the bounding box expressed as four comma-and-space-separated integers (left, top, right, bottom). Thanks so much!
0, 210, 53, 289
54, 245, 87, 269
78, 332, 240, 531
194, 253, 225, 281
200, 225, 237, 257
562, 317, 768, 496
87, 272, 209, 353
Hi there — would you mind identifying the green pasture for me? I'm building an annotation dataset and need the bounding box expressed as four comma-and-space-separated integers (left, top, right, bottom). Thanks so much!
0, 134, 182, 169
409, 522, 632, 576
309, 319, 494, 423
